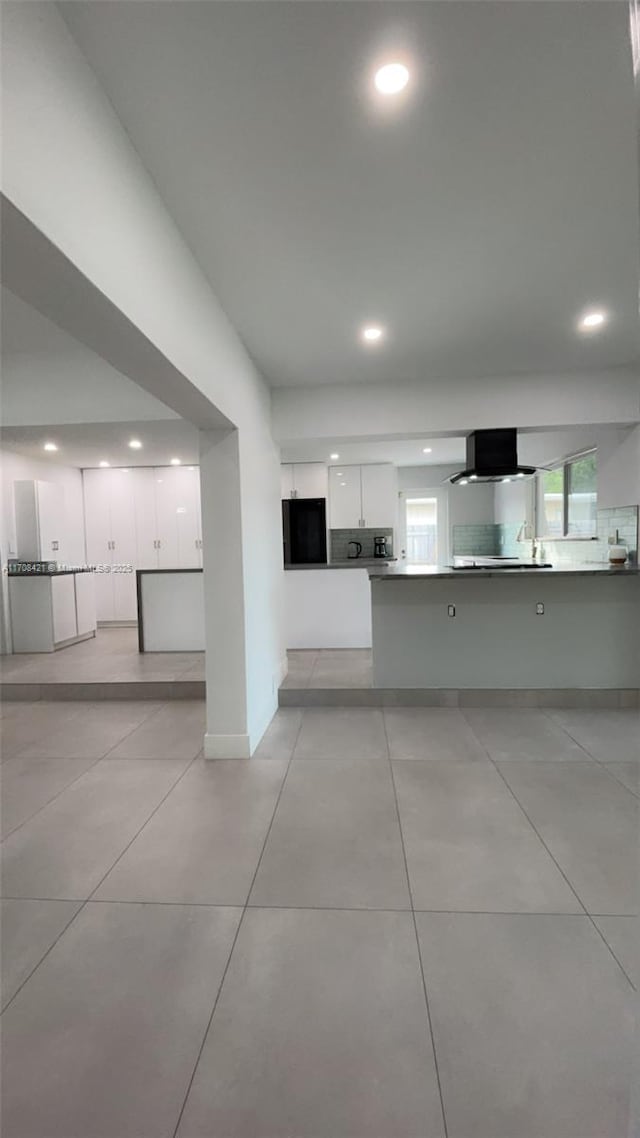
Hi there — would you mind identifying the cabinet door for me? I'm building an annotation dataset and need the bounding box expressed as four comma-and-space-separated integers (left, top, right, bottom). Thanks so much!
75, 573, 97, 636
51, 575, 77, 643
328, 466, 362, 529
293, 463, 328, 500
280, 465, 295, 499
174, 466, 200, 568
360, 464, 398, 530
154, 467, 181, 568
109, 469, 138, 620
83, 469, 114, 621
132, 468, 158, 570
192, 467, 203, 566
36, 481, 66, 563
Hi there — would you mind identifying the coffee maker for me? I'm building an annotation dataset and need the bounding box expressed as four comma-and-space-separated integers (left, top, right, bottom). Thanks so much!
374, 535, 390, 558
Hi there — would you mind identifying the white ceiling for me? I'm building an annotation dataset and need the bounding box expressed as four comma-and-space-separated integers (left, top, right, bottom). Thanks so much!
281, 436, 466, 468
61, 1, 639, 390
0, 421, 201, 470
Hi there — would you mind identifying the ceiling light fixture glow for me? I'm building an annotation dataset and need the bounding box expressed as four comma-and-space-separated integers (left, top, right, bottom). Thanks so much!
330, 453, 340, 460
128, 438, 142, 450
99, 461, 110, 468
502, 477, 512, 483
579, 309, 607, 331
374, 62, 410, 95
361, 325, 384, 344
469, 474, 478, 481
43, 442, 58, 452
459, 479, 469, 486
170, 458, 181, 466
422, 447, 432, 454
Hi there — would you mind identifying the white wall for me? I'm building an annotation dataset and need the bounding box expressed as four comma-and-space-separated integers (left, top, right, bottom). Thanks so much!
2, 2, 284, 751
0, 449, 86, 653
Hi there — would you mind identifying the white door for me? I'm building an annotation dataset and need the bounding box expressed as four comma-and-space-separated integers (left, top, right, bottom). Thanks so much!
83, 469, 115, 621
109, 469, 138, 620
328, 465, 362, 529
280, 464, 295, 499
174, 466, 200, 568
293, 463, 328, 500
154, 467, 181, 568
360, 464, 397, 529
132, 467, 158, 570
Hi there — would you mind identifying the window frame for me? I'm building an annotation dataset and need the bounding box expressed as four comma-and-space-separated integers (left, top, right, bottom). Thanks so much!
537, 449, 597, 540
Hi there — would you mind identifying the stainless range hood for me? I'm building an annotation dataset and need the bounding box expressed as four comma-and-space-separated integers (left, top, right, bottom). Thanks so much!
449, 428, 536, 484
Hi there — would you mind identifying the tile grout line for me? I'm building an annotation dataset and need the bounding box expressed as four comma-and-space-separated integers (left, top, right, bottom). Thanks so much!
382, 711, 450, 1138
465, 720, 638, 992
0, 750, 200, 1017
0, 701, 170, 843
170, 712, 305, 1138
542, 710, 640, 800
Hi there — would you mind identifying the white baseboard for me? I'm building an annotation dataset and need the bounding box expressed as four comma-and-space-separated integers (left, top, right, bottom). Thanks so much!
204, 732, 251, 760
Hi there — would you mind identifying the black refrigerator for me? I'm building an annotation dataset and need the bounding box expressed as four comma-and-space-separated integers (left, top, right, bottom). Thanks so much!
282, 498, 327, 565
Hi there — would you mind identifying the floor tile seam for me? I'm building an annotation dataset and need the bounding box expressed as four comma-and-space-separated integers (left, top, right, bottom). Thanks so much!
1, 752, 201, 1015
538, 709, 608, 763
381, 711, 449, 1138
0, 753, 107, 843
0, 898, 83, 1016
459, 707, 601, 765
97, 699, 179, 760
487, 756, 637, 989
578, 754, 639, 800
171, 743, 298, 1138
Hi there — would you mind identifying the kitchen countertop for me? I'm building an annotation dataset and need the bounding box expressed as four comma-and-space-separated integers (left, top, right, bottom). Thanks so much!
286, 559, 396, 571
368, 563, 640, 579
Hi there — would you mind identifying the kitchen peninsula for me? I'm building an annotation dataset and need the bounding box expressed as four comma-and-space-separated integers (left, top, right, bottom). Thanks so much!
368, 565, 640, 695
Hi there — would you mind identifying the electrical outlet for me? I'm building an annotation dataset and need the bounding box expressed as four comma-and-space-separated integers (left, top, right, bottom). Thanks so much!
536, 602, 544, 615
448, 604, 456, 618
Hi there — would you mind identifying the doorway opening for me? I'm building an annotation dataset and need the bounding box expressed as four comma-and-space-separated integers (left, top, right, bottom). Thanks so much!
404, 496, 439, 566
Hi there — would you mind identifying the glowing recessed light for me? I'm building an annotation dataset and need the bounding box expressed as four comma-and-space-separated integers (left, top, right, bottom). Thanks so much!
43, 442, 58, 452
128, 438, 142, 450
469, 474, 478, 481
99, 461, 110, 468
502, 477, 512, 484
170, 457, 181, 466
459, 479, 469, 486
579, 309, 607, 331
517, 472, 526, 478
361, 325, 385, 343
336, 472, 343, 477
422, 447, 432, 454
374, 62, 410, 95
340, 482, 347, 487
157, 478, 163, 483
330, 453, 340, 460
176, 507, 186, 515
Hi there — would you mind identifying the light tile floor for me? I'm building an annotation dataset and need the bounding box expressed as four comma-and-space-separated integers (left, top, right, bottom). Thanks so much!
0, 627, 205, 684
281, 647, 373, 689
0, 700, 637, 1137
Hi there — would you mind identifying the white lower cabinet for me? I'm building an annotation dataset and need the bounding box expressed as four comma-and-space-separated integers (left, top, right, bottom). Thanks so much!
51, 575, 77, 643
9, 572, 97, 653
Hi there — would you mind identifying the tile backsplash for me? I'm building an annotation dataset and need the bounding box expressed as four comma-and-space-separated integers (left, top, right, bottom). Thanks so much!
453, 506, 638, 566
330, 527, 394, 561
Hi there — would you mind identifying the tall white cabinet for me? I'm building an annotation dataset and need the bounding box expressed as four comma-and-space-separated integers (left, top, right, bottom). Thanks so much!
14, 480, 67, 563
83, 466, 203, 623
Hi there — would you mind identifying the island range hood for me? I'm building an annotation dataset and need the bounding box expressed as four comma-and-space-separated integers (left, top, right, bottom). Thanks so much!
449, 428, 536, 484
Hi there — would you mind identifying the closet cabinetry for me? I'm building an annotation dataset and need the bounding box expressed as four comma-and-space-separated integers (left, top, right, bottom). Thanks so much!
83, 466, 203, 623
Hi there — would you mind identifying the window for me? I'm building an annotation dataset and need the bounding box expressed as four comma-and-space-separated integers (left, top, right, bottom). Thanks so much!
540, 451, 597, 538
405, 497, 438, 565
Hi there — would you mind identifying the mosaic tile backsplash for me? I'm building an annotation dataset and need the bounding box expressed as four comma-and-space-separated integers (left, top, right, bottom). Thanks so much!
330, 528, 395, 561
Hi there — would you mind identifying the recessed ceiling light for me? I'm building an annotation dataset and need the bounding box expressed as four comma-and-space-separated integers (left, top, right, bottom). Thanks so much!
422, 447, 432, 454
361, 325, 385, 344
330, 453, 340, 460
459, 479, 468, 486
157, 478, 163, 483
469, 474, 478, 481
170, 458, 181, 466
99, 461, 110, 468
43, 442, 58, 452
517, 472, 525, 478
128, 438, 142, 449
340, 482, 347, 487
502, 477, 512, 484
374, 62, 410, 95
336, 472, 343, 477
579, 309, 607, 331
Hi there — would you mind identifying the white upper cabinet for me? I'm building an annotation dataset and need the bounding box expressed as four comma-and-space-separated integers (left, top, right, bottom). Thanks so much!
360, 464, 398, 529
280, 465, 295, 499
328, 466, 362, 529
280, 463, 328, 500
328, 464, 397, 530
14, 480, 66, 563
292, 463, 328, 499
